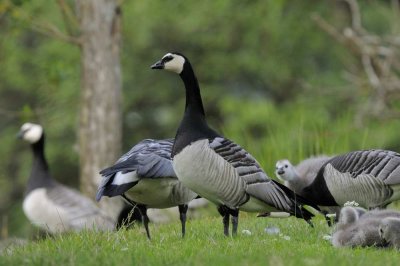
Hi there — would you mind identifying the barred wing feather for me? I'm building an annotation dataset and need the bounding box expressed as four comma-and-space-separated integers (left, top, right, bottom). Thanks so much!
209, 137, 318, 218
324, 150, 400, 186
47, 184, 114, 230
97, 139, 176, 201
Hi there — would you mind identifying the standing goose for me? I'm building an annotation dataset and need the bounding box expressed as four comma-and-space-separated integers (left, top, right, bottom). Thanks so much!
96, 138, 198, 239
18, 123, 115, 233
151, 52, 318, 236
275, 156, 340, 225
301, 150, 400, 209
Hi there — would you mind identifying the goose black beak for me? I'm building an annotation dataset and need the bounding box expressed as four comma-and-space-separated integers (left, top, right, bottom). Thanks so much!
150, 60, 164, 69
16, 130, 24, 139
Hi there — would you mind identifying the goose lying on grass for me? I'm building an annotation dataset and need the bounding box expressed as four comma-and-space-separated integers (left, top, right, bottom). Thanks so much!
332, 206, 400, 248
379, 217, 400, 250
96, 138, 198, 239
332, 206, 384, 248
300, 150, 400, 211
275, 156, 340, 225
151, 52, 319, 236
18, 123, 114, 233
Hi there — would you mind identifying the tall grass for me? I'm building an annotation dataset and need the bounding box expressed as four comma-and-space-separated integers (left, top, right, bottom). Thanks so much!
220, 96, 400, 175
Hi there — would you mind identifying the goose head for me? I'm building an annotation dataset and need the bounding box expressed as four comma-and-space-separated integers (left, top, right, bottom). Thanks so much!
338, 206, 361, 226
275, 159, 297, 181
379, 217, 400, 244
17, 123, 44, 144
151, 52, 186, 74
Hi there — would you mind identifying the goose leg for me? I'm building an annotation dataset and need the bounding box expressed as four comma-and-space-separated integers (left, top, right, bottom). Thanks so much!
178, 204, 189, 238
321, 210, 332, 227
137, 204, 151, 240
218, 205, 230, 237
231, 209, 239, 236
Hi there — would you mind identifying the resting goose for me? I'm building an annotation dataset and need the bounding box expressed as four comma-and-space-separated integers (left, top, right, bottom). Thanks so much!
301, 150, 400, 210
332, 206, 400, 248
96, 138, 198, 239
379, 217, 400, 250
275, 156, 340, 225
151, 52, 318, 236
18, 123, 115, 233
332, 206, 385, 248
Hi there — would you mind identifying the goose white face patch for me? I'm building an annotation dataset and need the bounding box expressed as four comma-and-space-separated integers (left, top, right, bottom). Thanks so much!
163, 53, 185, 74
21, 123, 43, 144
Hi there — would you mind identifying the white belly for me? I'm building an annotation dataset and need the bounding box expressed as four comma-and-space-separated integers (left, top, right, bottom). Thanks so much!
173, 139, 247, 208
125, 177, 197, 208
23, 188, 71, 233
23, 188, 114, 233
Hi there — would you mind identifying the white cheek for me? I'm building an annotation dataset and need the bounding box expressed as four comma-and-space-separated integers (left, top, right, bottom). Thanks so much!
164, 56, 185, 74
24, 128, 43, 143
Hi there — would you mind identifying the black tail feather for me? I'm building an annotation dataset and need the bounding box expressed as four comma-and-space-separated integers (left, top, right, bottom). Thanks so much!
272, 180, 321, 222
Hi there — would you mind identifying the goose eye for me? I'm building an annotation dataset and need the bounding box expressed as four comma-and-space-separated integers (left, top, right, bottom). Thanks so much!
163, 55, 173, 62
285, 165, 288, 168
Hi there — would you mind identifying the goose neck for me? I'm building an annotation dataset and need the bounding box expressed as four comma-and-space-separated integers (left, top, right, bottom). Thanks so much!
179, 63, 205, 117
26, 136, 51, 194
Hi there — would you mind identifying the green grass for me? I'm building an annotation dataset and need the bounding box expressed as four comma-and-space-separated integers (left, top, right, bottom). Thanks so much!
5, 95, 400, 265
2, 215, 400, 266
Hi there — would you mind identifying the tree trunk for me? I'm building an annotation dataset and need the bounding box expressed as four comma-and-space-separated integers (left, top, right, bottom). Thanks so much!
76, 0, 123, 219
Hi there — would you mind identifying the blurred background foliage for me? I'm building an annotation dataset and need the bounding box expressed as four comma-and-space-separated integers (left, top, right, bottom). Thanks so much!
0, 0, 399, 237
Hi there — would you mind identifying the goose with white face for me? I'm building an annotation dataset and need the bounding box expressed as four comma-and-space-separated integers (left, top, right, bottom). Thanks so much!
18, 123, 44, 144
151, 53, 186, 74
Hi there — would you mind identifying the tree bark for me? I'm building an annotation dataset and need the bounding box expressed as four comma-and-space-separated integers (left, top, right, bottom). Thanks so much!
76, 0, 123, 219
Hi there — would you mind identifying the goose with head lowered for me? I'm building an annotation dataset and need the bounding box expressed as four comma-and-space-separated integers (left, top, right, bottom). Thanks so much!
300, 150, 400, 210
275, 156, 340, 225
18, 123, 115, 233
151, 52, 319, 236
96, 138, 198, 239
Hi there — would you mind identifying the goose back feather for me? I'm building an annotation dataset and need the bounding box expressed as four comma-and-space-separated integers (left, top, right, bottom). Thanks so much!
303, 150, 400, 208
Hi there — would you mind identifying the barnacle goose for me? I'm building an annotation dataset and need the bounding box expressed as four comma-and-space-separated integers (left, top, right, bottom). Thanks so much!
301, 150, 400, 210
379, 217, 400, 250
96, 138, 198, 239
18, 123, 115, 233
151, 52, 319, 236
275, 156, 340, 225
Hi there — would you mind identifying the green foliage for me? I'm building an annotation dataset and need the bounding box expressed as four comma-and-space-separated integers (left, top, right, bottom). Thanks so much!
2, 216, 400, 265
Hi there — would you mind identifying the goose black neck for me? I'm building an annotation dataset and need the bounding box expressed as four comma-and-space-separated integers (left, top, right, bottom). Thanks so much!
180, 61, 205, 117
172, 60, 220, 157
301, 172, 337, 206
26, 134, 53, 195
